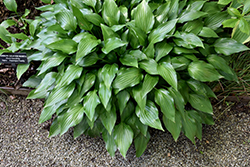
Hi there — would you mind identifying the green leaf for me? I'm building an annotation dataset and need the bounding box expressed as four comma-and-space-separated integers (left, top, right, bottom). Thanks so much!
188, 94, 213, 114
168, 87, 185, 113
101, 24, 119, 41
139, 59, 158, 75
243, 0, 250, 15
49, 117, 61, 137
23, 76, 41, 88
3, 0, 17, 12
76, 33, 101, 61
29, 19, 40, 37
74, 116, 89, 139
188, 61, 222, 82
174, 32, 204, 48
42, 0, 52, 3
46, 39, 77, 54
102, 130, 117, 157
82, 0, 96, 8
158, 62, 178, 90
134, 131, 150, 157
155, 1, 170, 23
239, 17, 250, 35
100, 64, 119, 89
187, 79, 207, 96
218, 0, 232, 5
120, 54, 138, 68
132, 84, 146, 111
60, 104, 85, 135
113, 68, 143, 93
83, 90, 100, 121
116, 90, 130, 115
178, 11, 207, 23
214, 38, 250, 55
127, 21, 147, 46
204, 12, 229, 30
207, 54, 237, 81
227, 7, 241, 17
56, 7, 77, 31
222, 19, 239, 28
136, 100, 164, 131
134, 0, 155, 33
100, 106, 117, 135
7, 33, 29, 40
114, 123, 134, 158
80, 8, 104, 26
45, 82, 75, 107
149, 19, 178, 44
155, 89, 175, 123
182, 112, 197, 143
77, 52, 99, 67
99, 82, 112, 109
16, 64, 29, 80
80, 73, 96, 96
102, 0, 120, 26
171, 56, 190, 70
102, 37, 128, 54
155, 42, 173, 62
58, 65, 83, 86
163, 110, 182, 142
71, 5, 93, 31
0, 19, 16, 28
0, 25, 12, 43
141, 74, 159, 98
38, 53, 67, 75
198, 27, 219, 38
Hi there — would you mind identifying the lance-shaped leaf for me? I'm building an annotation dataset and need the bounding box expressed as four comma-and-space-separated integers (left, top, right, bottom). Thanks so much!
102, 37, 128, 54
114, 123, 134, 158
198, 27, 219, 38
0, 25, 12, 43
139, 59, 158, 75
49, 117, 61, 137
243, 0, 250, 15
163, 110, 182, 142
120, 53, 138, 68
214, 38, 250, 56
132, 84, 146, 111
168, 87, 185, 113
182, 112, 197, 144
82, 0, 96, 8
155, 1, 170, 23
45, 82, 75, 107
188, 61, 223, 82
174, 32, 204, 48
239, 18, 250, 35
134, 131, 150, 157
3, 0, 17, 12
60, 104, 85, 135
141, 74, 159, 98
71, 5, 93, 31
102, 0, 120, 26
58, 65, 83, 86
158, 62, 178, 90
23, 76, 41, 88
46, 39, 77, 54
77, 52, 99, 67
38, 53, 67, 75
84, 90, 100, 121
155, 42, 173, 62
101, 24, 119, 41
56, 7, 77, 31
99, 82, 112, 109
100, 106, 117, 134
178, 10, 207, 23
74, 116, 89, 139
102, 130, 117, 157
80, 8, 104, 26
155, 89, 175, 122
113, 68, 143, 93
134, 0, 155, 33
187, 79, 207, 96
101, 64, 118, 89
16, 64, 30, 80
76, 33, 101, 61
80, 73, 96, 96
136, 100, 164, 131
188, 94, 213, 114
149, 19, 178, 44
127, 21, 147, 46
116, 90, 130, 115
218, 0, 232, 5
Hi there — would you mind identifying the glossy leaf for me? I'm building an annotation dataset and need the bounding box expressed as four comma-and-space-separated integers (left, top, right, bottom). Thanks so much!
77, 52, 99, 67
168, 87, 185, 113
60, 104, 85, 135
101, 64, 119, 89
80, 73, 96, 96
80, 8, 104, 26
188, 94, 213, 114
155, 89, 175, 122
139, 59, 159, 75
188, 61, 222, 82
49, 117, 61, 137
134, 0, 155, 33
58, 65, 83, 86
132, 84, 147, 111
102, 0, 120, 26
101, 24, 119, 41
116, 90, 130, 115
113, 68, 143, 93
56, 7, 77, 31
239, 17, 250, 35
222, 19, 238, 28
114, 123, 134, 158
84, 90, 100, 121
136, 100, 164, 131
158, 62, 178, 90
163, 110, 182, 142
141, 74, 159, 98
182, 112, 197, 143
149, 19, 178, 44
46, 39, 77, 54
16, 64, 30, 80
76, 33, 101, 61
243, 0, 250, 15
178, 11, 207, 23
174, 32, 204, 48
3, 0, 17, 12
82, 0, 96, 8
102, 37, 128, 54
74, 116, 89, 139
71, 5, 93, 31
214, 38, 249, 55
218, 0, 232, 5
102, 130, 117, 157
198, 27, 219, 38
0, 25, 12, 43
134, 131, 150, 157
100, 106, 117, 134
155, 43, 173, 62
120, 54, 138, 68
99, 82, 112, 109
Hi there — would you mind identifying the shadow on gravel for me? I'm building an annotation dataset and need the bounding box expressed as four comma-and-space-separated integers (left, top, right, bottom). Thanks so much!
0, 95, 249, 166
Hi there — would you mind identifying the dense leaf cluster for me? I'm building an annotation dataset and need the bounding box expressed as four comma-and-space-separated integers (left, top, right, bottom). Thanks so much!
1, 0, 249, 158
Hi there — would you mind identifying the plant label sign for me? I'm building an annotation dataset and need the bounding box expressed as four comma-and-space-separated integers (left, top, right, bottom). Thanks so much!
0, 53, 28, 64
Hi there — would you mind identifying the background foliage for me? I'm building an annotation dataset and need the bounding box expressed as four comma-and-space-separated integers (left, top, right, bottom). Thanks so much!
0, 0, 249, 158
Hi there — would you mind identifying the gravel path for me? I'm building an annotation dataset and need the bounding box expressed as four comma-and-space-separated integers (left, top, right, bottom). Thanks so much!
0, 94, 249, 166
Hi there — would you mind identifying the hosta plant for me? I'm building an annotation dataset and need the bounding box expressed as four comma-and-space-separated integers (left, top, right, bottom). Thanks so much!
1, 0, 249, 158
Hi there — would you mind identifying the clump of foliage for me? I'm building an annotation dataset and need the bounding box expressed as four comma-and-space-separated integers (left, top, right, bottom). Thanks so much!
0, 0, 249, 158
